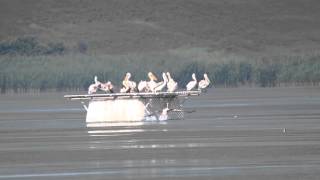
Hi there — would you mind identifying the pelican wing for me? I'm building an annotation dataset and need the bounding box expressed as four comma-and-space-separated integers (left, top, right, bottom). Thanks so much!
154, 81, 167, 92
198, 80, 209, 89
186, 80, 197, 91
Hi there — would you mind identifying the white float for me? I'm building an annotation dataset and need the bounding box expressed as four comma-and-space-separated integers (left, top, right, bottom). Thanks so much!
64, 91, 201, 124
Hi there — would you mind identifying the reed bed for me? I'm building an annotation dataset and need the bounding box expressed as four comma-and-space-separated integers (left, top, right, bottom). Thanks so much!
1, 48, 320, 93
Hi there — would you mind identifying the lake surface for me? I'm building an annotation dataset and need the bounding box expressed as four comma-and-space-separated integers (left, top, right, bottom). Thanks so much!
1, 87, 320, 180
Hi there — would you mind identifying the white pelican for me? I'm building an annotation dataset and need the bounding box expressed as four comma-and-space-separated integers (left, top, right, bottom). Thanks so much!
186, 73, 197, 91
198, 73, 210, 90
122, 72, 137, 93
129, 81, 137, 92
88, 75, 101, 94
120, 87, 129, 93
147, 72, 158, 92
154, 72, 168, 92
88, 83, 99, 94
159, 103, 171, 121
166, 72, 178, 92
122, 72, 131, 93
126, 73, 137, 88
138, 80, 149, 92
100, 81, 114, 93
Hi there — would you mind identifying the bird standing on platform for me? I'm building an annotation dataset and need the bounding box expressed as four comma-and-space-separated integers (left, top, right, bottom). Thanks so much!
88, 75, 101, 94
88, 84, 99, 94
186, 73, 197, 91
100, 81, 114, 93
166, 72, 178, 92
147, 72, 158, 92
198, 73, 210, 90
154, 72, 168, 92
122, 72, 137, 93
138, 80, 148, 92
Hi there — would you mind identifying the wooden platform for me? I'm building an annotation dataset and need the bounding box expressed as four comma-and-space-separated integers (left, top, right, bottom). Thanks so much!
64, 90, 201, 100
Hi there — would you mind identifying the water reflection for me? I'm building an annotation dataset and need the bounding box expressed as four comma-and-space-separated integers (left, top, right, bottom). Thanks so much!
86, 121, 145, 138
86, 121, 145, 128
88, 129, 145, 134
86, 120, 167, 128
86, 120, 169, 152
86, 120, 167, 147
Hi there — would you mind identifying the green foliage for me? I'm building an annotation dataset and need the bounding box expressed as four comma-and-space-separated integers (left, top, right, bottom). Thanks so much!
0, 37, 65, 56
0, 51, 319, 93
238, 62, 253, 85
277, 55, 320, 85
212, 62, 238, 87
255, 63, 280, 87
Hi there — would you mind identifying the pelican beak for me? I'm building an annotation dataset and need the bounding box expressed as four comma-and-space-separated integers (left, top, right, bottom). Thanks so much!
153, 74, 158, 81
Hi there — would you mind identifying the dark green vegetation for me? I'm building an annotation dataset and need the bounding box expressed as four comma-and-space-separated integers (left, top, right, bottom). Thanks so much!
0, 0, 320, 92
0, 37, 65, 56
1, 47, 319, 93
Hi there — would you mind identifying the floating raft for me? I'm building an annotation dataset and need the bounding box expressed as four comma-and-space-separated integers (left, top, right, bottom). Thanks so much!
64, 90, 201, 100
64, 90, 201, 123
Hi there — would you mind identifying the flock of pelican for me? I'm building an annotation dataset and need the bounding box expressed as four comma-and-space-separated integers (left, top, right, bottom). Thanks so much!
88, 72, 210, 94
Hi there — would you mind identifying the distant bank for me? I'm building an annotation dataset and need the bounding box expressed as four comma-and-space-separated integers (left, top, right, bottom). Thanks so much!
0, 51, 319, 93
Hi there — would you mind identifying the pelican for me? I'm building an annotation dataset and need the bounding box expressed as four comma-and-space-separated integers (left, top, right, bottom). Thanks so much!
166, 72, 178, 92
138, 80, 149, 92
154, 72, 168, 92
126, 73, 137, 89
128, 81, 137, 92
122, 72, 137, 92
120, 87, 128, 93
186, 73, 197, 91
147, 72, 158, 92
88, 75, 101, 94
88, 83, 99, 94
198, 73, 210, 90
159, 103, 171, 121
144, 102, 158, 121
122, 72, 131, 93
100, 81, 114, 93
129, 81, 137, 92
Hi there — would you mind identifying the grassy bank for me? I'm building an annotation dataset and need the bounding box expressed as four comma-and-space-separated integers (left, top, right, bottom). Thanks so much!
1, 49, 320, 93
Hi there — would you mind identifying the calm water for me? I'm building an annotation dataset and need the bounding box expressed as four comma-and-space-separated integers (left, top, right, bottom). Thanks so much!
1, 87, 320, 180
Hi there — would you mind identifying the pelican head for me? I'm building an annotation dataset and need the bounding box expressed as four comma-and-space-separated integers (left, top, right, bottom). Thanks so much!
148, 72, 158, 81
126, 72, 131, 78
94, 75, 102, 86
124, 72, 131, 80
162, 72, 168, 82
192, 73, 196, 80
166, 72, 171, 79
204, 73, 210, 82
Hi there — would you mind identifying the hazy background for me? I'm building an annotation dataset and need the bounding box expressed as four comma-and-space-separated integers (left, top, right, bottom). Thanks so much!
0, 0, 320, 92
